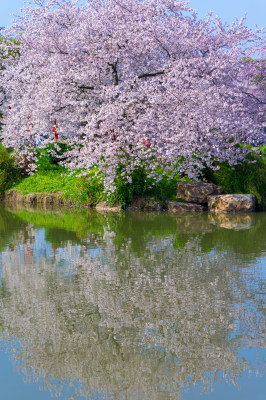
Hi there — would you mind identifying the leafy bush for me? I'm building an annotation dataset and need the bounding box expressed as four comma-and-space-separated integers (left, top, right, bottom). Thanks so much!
0, 143, 21, 192
259, 145, 266, 155
203, 151, 266, 210
107, 166, 181, 206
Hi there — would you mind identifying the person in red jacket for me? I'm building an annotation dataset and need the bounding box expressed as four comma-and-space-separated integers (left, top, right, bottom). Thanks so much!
53, 119, 59, 140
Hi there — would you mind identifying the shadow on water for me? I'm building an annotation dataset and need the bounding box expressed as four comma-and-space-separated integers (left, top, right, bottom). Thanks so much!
0, 205, 265, 399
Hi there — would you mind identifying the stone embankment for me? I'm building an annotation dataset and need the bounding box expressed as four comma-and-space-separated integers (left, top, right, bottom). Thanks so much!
0, 183, 257, 213
0, 190, 74, 207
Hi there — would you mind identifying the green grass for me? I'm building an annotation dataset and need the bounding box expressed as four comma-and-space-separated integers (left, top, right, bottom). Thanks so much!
12, 167, 106, 205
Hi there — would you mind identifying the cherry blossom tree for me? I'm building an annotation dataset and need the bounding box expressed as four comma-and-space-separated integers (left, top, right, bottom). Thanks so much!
0, 0, 265, 190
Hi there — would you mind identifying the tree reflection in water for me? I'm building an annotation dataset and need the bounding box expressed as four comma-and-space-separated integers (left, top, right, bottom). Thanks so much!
0, 208, 265, 400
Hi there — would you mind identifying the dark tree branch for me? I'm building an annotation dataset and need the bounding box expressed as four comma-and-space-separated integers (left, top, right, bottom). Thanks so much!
242, 91, 266, 105
108, 61, 119, 85
154, 35, 171, 58
199, 49, 209, 57
138, 71, 164, 79
55, 105, 69, 112
78, 84, 94, 90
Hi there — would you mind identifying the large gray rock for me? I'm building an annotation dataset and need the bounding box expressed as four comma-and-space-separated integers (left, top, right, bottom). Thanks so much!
208, 194, 257, 213
176, 182, 222, 204
167, 201, 206, 213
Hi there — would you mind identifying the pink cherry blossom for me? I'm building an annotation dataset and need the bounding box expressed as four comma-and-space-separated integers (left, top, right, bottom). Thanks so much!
0, 0, 265, 191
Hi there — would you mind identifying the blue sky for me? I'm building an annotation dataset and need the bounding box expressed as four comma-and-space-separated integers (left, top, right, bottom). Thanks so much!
0, 0, 265, 29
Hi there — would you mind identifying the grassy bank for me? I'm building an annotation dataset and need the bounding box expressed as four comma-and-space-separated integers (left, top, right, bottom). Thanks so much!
11, 168, 103, 205
11, 166, 181, 206
1, 143, 266, 209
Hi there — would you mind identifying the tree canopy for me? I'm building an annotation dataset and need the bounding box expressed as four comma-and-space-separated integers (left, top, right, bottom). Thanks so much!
0, 0, 265, 190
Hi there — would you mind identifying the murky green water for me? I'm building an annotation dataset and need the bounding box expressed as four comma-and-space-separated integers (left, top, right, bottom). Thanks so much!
0, 205, 265, 400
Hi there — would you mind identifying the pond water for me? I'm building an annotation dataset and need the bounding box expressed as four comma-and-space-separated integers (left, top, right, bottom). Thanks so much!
0, 205, 265, 400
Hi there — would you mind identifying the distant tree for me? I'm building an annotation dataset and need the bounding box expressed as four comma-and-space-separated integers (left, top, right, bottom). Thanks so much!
0, 0, 265, 190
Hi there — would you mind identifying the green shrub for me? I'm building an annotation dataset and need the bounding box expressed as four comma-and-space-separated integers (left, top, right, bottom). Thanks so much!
107, 166, 181, 207
0, 143, 21, 193
81, 173, 106, 205
259, 145, 266, 155
203, 152, 266, 210
107, 167, 148, 206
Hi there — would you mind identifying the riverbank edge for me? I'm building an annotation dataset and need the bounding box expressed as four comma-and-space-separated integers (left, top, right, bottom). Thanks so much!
1, 189, 87, 208
0, 189, 259, 213
0, 189, 174, 211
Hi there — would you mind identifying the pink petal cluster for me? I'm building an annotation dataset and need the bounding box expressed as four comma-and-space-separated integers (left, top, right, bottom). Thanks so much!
0, 0, 265, 191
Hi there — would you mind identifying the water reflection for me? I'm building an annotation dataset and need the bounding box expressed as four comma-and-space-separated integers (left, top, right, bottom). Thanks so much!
0, 206, 265, 400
